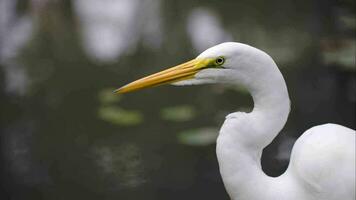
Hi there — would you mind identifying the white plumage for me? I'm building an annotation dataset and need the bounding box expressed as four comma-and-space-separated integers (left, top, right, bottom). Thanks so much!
185, 42, 355, 200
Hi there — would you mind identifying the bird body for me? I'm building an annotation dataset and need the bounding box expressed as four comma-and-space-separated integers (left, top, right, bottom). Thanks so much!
116, 42, 356, 200
219, 120, 355, 200
292, 124, 355, 200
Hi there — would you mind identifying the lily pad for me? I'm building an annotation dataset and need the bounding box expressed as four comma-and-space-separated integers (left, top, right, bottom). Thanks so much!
177, 127, 219, 146
160, 105, 196, 122
98, 88, 122, 104
98, 106, 143, 126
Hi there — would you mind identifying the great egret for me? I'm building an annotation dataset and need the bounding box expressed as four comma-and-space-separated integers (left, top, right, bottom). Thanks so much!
115, 42, 355, 200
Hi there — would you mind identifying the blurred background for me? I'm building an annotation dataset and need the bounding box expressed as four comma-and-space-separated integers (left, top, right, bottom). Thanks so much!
0, 0, 355, 199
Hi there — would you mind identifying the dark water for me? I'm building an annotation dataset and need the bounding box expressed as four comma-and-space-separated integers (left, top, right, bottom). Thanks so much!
0, 0, 355, 200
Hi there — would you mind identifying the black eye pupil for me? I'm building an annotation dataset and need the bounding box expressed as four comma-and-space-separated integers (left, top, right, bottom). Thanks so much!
216, 58, 224, 64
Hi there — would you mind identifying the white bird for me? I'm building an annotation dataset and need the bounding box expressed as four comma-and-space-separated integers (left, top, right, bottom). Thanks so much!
115, 42, 356, 200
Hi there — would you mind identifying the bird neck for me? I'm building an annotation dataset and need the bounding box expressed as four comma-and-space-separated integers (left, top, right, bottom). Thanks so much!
249, 65, 290, 148
217, 64, 291, 200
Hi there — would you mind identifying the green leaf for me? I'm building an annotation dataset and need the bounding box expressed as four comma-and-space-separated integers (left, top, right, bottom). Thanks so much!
98, 88, 122, 104
177, 127, 219, 146
160, 105, 196, 122
98, 106, 143, 126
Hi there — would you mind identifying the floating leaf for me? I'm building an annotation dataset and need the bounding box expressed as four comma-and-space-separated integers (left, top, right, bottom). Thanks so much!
98, 88, 122, 104
160, 105, 196, 122
177, 127, 219, 146
339, 14, 356, 30
98, 106, 143, 126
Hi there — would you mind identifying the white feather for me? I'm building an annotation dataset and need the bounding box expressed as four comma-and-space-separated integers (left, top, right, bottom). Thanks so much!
185, 42, 355, 200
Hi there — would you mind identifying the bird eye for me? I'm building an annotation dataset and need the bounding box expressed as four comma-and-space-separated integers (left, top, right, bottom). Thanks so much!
215, 57, 225, 65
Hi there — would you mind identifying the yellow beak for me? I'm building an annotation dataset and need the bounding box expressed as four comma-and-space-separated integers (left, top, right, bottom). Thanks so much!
115, 58, 212, 94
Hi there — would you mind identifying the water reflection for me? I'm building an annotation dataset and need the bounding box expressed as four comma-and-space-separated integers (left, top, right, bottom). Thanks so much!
187, 8, 232, 52
93, 143, 145, 188
2, 121, 50, 186
0, 0, 33, 96
74, 0, 162, 63
2, 63, 28, 96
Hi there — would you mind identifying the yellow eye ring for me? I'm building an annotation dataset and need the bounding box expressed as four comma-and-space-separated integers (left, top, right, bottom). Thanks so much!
215, 56, 225, 65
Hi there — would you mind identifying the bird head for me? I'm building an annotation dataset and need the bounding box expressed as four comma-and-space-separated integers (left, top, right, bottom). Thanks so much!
115, 42, 274, 93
